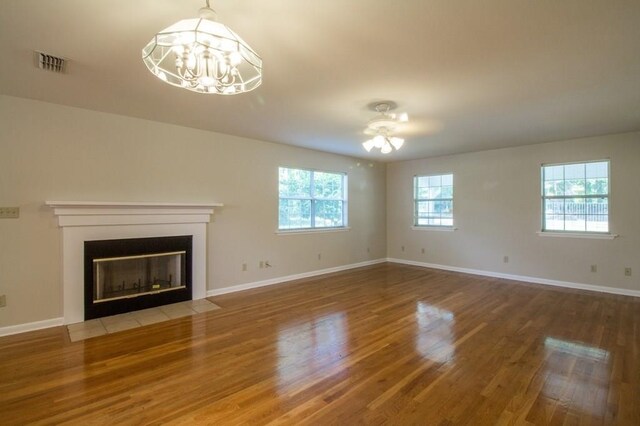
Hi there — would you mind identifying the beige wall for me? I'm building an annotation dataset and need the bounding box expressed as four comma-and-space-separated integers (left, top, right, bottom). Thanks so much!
0, 95, 387, 327
387, 132, 640, 292
2, 93, 637, 330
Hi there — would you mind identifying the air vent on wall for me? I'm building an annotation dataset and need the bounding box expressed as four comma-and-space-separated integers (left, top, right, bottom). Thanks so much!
34, 51, 66, 73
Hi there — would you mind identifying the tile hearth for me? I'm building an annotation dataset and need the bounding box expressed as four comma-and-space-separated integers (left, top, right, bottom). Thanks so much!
67, 299, 220, 342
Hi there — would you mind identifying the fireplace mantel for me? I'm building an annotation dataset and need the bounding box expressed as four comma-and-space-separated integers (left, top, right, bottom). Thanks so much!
46, 201, 223, 227
47, 201, 222, 324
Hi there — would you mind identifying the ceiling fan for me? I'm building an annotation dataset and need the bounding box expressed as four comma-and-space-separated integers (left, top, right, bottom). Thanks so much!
362, 102, 409, 154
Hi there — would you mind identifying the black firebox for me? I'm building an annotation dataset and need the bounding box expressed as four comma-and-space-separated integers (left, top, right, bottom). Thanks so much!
84, 235, 192, 320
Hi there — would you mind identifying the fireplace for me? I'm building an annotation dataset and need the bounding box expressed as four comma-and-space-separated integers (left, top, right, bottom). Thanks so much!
84, 236, 193, 319
46, 201, 222, 324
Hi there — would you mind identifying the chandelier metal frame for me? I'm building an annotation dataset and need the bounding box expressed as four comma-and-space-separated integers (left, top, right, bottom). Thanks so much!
142, 0, 262, 95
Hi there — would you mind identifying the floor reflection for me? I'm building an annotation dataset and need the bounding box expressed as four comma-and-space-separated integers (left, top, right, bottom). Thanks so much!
542, 337, 610, 417
276, 312, 348, 392
415, 302, 455, 363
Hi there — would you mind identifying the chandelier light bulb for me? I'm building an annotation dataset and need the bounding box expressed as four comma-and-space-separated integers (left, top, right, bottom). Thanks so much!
381, 141, 393, 154
142, 0, 262, 95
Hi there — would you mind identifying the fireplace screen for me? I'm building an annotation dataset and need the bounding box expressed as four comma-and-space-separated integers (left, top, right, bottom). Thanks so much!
93, 251, 187, 303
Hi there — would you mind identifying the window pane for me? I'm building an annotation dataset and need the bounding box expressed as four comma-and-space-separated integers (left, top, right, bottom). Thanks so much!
544, 199, 564, 215
314, 200, 343, 228
564, 179, 585, 196
441, 185, 453, 198
586, 215, 609, 232
565, 215, 586, 231
428, 175, 442, 186
313, 172, 343, 199
442, 174, 453, 186
585, 197, 608, 215
586, 178, 608, 195
279, 168, 311, 198
416, 201, 429, 216
564, 163, 585, 180
436, 200, 453, 214
545, 214, 565, 231
441, 218, 454, 227
566, 198, 586, 215
417, 186, 430, 198
417, 176, 430, 188
586, 162, 608, 179
543, 165, 564, 181
278, 199, 311, 229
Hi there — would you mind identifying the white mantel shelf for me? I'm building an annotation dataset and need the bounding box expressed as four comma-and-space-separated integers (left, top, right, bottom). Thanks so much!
46, 201, 223, 227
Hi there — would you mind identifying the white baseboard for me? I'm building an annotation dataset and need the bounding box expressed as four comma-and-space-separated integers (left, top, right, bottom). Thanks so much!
0, 317, 65, 337
387, 258, 640, 298
207, 259, 386, 297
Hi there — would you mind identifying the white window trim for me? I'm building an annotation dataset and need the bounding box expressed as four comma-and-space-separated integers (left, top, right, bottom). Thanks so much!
537, 231, 618, 240
276, 227, 351, 235
412, 226, 458, 232
540, 159, 610, 234
413, 173, 454, 228
278, 167, 348, 231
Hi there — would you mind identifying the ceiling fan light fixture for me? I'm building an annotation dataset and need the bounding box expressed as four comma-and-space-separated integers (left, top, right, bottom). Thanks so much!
390, 137, 404, 150
361, 101, 409, 154
362, 139, 375, 152
373, 135, 385, 148
142, 0, 262, 95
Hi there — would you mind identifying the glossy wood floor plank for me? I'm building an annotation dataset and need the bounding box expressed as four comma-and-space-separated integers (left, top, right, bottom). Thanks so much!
1, 263, 639, 425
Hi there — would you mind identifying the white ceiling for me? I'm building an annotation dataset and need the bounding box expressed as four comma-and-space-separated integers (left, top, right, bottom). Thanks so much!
1, 0, 639, 162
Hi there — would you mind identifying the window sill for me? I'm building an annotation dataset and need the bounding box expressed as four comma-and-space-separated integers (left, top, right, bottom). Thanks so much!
537, 231, 618, 240
276, 227, 351, 236
412, 226, 458, 232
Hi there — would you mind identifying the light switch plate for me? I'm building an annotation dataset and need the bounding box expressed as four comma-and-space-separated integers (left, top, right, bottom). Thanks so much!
0, 207, 19, 218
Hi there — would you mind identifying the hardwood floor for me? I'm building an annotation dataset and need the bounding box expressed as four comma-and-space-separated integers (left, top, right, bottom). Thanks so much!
1, 263, 639, 425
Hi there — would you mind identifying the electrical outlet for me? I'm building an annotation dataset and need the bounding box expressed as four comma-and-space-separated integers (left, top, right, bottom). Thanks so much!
367, 247, 370, 253
590, 264, 597, 273
503, 256, 509, 263
625, 267, 632, 277
0, 207, 19, 219
318, 253, 322, 260
421, 248, 425, 254
242, 263, 247, 272
0, 295, 6, 307
259, 261, 264, 269
401, 246, 405, 252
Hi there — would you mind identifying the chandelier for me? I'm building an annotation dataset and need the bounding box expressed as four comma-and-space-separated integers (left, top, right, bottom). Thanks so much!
362, 102, 408, 154
142, 0, 262, 95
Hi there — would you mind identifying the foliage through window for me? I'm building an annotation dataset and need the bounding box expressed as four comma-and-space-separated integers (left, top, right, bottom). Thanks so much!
541, 161, 609, 233
279, 167, 347, 230
414, 174, 453, 227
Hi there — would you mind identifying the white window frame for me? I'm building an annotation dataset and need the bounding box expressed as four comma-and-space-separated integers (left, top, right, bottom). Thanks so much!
278, 167, 348, 232
413, 173, 454, 228
540, 160, 611, 236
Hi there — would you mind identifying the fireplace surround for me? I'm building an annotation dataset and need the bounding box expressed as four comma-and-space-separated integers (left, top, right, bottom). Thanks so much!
47, 201, 222, 324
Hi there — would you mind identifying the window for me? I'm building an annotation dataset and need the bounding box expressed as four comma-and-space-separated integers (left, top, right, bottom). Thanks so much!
414, 174, 453, 227
541, 160, 609, 233
278, 167, 347, 230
